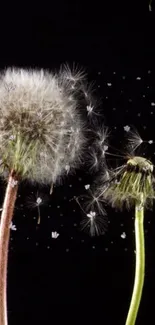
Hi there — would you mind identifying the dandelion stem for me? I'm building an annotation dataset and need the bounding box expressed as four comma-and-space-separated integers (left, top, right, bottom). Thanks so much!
37, 205, 41, 225
0, 170, 19, 325
125, 194, 145, 325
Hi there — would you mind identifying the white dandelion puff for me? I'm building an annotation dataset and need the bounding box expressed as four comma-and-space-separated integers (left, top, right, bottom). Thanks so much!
0, 66, 93, 325
0, 67, 87, 185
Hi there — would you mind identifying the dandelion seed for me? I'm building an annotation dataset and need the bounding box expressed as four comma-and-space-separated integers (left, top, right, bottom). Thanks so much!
126, 128, 143, 152
9, 135, 16, 140
103, 145, 108, 152
9, 179, 18, 188
88, 148, 99, 172
84, 184, 90, 190
80, 210, 106, 237
86, 104, 94, 114
149, 0, 152, 11
36, 197, 42, 205
60, 63, 85, 83
25, 191, 49, 225
50, 183, 53, 195
94, 126, 109, 154
87, 211, 96, 218
124, 125, 130, 132
121, 232, 126, 239
9, 222, 17, 231
51, 231, 59, 239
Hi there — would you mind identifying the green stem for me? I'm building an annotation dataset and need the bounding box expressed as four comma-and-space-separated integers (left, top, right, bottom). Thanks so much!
125, 195, 145, 325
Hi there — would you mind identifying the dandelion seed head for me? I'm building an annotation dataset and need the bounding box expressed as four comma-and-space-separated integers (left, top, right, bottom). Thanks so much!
103, 156, 154, 210
0, 67, 87, 184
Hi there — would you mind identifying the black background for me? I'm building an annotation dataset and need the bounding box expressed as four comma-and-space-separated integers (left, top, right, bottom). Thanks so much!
0, 2, 155, 325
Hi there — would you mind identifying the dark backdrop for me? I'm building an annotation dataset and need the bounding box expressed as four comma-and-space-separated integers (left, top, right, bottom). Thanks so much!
0, 4, 155, 325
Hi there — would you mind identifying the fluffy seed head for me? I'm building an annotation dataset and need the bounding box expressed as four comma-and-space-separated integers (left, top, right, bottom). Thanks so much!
0, 67, 87, 185
103, 156, 155, 210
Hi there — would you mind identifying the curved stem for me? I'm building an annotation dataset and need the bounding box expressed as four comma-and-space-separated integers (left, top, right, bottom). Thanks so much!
125, 195, 145, 325
0, 170, 19, 325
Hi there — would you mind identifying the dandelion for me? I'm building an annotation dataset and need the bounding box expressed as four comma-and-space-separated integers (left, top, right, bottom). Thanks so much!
102, 155, 155, 325
0, 66, 88, 325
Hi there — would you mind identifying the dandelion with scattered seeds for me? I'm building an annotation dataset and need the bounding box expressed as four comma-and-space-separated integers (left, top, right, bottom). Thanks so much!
102, 155, 155, 325
0, 66, 89, 325
87, 125, 155, 324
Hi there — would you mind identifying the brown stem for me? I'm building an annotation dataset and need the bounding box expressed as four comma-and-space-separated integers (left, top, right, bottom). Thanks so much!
0, 170, 19, 325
